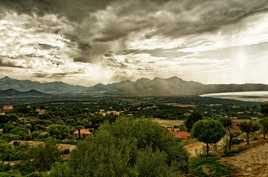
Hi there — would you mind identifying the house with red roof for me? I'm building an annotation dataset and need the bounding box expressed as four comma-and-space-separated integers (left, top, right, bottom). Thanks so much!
168, 128, 191, 140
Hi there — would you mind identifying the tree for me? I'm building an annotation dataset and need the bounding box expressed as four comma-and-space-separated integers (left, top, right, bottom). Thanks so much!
261, 102, 268, 116
50, 162, 70, 177
192, 119, 225, 155
220, 117, 233, 151
259, 118, 268, 140
240, 120, 260, 144
48, 124, 70, 140
69, 119, 188, 177
185, 112, 203, 132
28, 141, 59, 172
76, 125, 83, 139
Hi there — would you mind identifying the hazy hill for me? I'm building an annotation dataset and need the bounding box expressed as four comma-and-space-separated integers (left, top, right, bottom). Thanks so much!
89, 77, 268, 96
0, 76, 87, 94
1, 76, 268, 96
0, 89, 48, 97
107, 77, 206, 96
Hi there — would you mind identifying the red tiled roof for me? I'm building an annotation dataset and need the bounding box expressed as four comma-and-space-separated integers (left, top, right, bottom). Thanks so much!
175, 131, 191, 139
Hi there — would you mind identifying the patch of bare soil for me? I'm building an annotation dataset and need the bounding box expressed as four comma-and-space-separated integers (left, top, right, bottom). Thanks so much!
221, 142, 268, 177
185, 140, 205, 157
152, 118, 184, 128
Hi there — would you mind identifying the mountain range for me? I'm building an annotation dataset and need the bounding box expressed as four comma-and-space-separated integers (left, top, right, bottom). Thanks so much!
0, 89, 48, 97
0, 76, 86, 94
1, 76, 268, 96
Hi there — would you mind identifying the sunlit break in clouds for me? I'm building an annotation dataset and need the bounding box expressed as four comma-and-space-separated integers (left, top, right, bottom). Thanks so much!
0, 0, 268, 86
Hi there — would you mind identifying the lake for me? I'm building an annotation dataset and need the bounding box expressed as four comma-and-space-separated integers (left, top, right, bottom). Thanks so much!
200, 91, 268, 102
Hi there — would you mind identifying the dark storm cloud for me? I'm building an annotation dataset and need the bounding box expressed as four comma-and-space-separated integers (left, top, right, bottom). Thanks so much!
1, 0, 268, 64
120, 49, 188, 58
0, 59, 24, 68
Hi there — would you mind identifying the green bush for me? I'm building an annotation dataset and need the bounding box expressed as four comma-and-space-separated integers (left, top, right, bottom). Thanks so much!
49, 162, 70, 177
192, 119, 225, 155
185, 112, 203, 131
9, 127, 30, 140
69, 119, 188, 177
28, 142, 60, 172
0, 163, 10, 172
0, 172, 21, 177
189, 156, 231, 177
26, 172, 44, 177
48, 125, 70, 140
0, 143, 28, 161
259, 118, 268, 139
240, 120, 260, 144
261, 102, 268, 116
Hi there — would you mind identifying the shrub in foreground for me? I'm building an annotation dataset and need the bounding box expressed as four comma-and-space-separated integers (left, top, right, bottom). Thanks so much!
189, 156, 231, 177
69, 119, 188, 177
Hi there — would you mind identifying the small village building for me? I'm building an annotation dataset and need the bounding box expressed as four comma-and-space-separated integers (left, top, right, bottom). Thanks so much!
74, 129, 92, 138
175, 131, 191, 139
107, 111, 120, 117
2, 105, 13, 113
96, 110, 121, 117
57, 144, 76, 153
35, 106, 46, 115
176, 104, 196, 109
168, 128, 191, 140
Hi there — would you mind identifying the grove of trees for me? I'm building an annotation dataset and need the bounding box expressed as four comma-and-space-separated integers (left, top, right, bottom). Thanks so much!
185, 112, 203, 132
259, 118, 268, 139
68, 119, 188, 177
239, 120, 260, 144
261, 102, 268, 115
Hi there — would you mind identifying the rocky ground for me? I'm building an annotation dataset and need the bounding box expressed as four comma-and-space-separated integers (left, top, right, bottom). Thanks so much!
221, 142, 268, 177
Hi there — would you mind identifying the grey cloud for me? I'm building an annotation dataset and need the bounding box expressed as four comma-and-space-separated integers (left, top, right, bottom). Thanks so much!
1, 0, 268, 84
2, 0, 268, 62
0, 59, 25, 68
120, 49, 188, 58
34, 71, 84, 79
72, 0, 268, 65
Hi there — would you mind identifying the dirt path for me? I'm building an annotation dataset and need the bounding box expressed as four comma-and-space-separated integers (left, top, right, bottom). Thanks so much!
221, 143, 268, 177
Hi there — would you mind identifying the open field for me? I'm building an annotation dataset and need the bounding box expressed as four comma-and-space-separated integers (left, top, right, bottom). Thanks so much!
221, 142, 268, 177
152, 118, 184, 128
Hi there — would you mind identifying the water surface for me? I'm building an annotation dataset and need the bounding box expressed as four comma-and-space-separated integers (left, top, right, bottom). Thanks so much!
201, 91, 268, 102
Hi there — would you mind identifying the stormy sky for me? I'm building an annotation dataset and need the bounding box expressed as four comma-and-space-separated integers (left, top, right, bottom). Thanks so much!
0, 0, 268, 86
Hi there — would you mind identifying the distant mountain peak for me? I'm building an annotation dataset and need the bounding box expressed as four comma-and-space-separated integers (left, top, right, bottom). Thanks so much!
167, 76, 181, 80
1, 76, 13, 80
153, 77, 161, 81
0, 76, 87, 94
136, 78, 151, 82
0, 88, 48, 97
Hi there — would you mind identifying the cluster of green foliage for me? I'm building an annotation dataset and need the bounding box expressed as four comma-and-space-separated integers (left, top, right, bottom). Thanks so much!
189, 156, 231, 177
192, 119, 225, 155
239, 120, 260, 144
261, 102, 268, 116
0, 140, 59, 177
219, 118, 234, 151
48, 125, 70, 140
0, 143, 28, 161
185, 112, 203, 131
69, 119, 188, 177
259, 118, 268, 139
